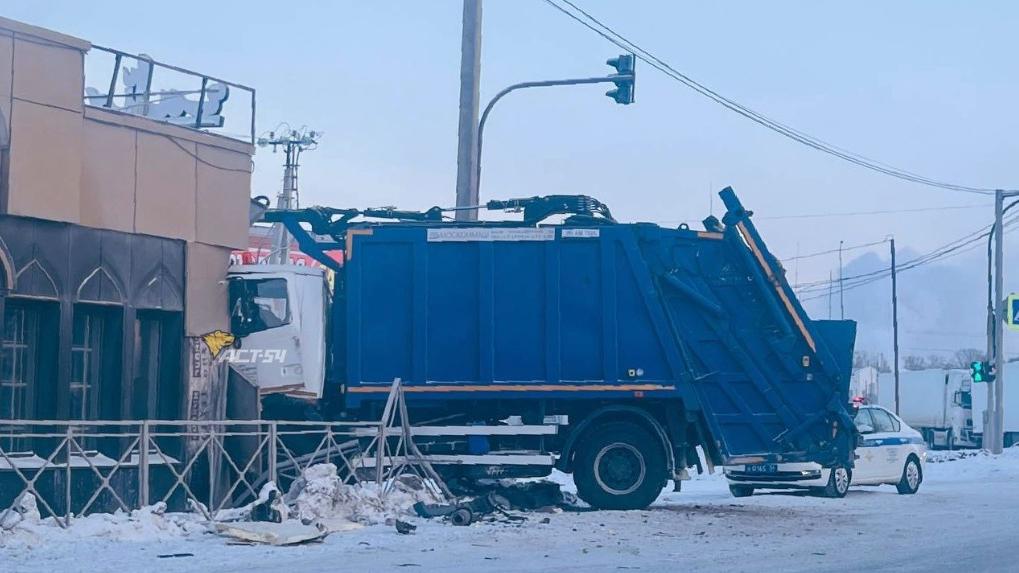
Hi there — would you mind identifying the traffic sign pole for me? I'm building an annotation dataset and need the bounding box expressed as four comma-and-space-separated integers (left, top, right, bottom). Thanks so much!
991, 189, 1006, 454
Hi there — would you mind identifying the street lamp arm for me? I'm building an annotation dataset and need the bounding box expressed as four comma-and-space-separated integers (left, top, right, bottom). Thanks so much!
472, 75, 631, 218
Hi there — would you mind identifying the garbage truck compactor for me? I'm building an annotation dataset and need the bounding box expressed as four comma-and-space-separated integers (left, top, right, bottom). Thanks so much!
228, 187, 858, 510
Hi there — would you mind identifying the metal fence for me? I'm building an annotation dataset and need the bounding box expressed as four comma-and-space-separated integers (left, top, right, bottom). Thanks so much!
84, 45, 257, 143
0, 419, 382, 528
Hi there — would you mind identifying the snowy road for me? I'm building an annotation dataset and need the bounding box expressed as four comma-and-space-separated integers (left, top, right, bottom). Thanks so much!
3, 450, 1017, 572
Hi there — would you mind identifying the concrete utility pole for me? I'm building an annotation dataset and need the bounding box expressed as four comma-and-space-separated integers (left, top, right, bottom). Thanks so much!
257, 128, 320, 264
890, 237, 901, 415
454, 0, 483, 222
991, 189, 1006, 454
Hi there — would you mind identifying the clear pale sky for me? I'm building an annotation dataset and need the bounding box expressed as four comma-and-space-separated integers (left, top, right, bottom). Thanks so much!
6, 1, 1019, 356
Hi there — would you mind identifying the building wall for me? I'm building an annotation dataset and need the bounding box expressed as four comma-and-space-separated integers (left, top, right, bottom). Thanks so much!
0, 17, 256, 427
0, 215, 186, 420
0, 16, 254, 338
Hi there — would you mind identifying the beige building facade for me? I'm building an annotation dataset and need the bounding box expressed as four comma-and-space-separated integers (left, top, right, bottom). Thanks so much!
0, 17, 254, 423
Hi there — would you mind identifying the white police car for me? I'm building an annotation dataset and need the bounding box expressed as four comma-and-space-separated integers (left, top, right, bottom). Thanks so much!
723, 405, 926, 498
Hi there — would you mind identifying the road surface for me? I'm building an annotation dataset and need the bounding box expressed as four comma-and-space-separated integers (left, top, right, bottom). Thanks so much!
2, 450, 1016, 572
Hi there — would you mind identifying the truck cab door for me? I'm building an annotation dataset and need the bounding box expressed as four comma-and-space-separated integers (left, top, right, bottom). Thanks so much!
867, 407, 905, 481
228, 271, 327, 399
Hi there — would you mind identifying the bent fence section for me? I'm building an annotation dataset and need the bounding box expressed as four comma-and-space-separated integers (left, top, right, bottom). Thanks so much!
0, 419, 382, 527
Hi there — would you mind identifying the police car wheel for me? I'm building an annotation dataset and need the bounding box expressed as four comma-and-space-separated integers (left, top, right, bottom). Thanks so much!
574, 422, 666, 510
822, 466, 851, 498
896, 457, 922, 495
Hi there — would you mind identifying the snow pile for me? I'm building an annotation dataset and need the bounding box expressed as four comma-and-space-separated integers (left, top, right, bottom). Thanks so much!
0, 500, 206, 548
287, 463, 429, 525
924, 445, 1019, 483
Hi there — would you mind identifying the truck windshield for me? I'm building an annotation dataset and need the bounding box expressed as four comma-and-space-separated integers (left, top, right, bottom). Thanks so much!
229, 278, 290, 335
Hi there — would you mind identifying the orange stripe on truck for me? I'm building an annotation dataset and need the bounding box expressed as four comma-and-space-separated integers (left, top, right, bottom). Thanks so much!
346, 383, 676, 393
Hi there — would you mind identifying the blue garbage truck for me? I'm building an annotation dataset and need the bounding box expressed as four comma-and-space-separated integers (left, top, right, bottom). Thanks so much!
227, 187, 857, 509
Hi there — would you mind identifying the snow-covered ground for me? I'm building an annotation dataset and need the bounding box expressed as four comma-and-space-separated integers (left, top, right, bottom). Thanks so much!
3, 448, 1019, 573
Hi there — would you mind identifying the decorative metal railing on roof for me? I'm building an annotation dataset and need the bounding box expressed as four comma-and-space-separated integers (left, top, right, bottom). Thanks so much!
84, 45, 256, 144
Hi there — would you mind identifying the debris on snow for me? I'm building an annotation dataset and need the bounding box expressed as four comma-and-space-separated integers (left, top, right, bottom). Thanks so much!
213, 481, 289, 523
394, 519, 417, 534
213, 520, 327, 546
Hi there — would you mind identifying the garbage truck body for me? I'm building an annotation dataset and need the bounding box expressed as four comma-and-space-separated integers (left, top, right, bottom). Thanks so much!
228, 188, 858, 509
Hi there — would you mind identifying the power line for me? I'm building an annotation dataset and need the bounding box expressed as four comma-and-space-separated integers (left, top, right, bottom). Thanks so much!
654, 202, 989, 228
795, 217, 1003, 291
760, 203, 989, 221
543, 0, 1009, 195
782, 238, 887, 263
795, 214, 1019, 301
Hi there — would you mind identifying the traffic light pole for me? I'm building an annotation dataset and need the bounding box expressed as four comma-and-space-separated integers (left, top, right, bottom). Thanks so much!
984, 194, 1019, 451
991, 189, 1006, 454
468, 74, 630, 218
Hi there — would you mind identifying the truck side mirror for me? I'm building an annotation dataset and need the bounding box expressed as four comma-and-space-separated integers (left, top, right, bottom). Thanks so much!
228, 278, 255, 337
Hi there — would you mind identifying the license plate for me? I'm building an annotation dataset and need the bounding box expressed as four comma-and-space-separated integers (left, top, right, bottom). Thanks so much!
744, 463, 778, 474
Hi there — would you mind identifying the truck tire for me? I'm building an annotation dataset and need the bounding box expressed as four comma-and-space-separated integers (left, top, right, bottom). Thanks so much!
819, 466, 851, 498
728, 485, 754, 498
573, 422, 667, 510
896, 456, 922, 495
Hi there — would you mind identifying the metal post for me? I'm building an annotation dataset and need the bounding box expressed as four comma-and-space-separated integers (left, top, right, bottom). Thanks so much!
140, 56, 155, 117
194, 77, 209, 129
65, 427, 73, 526
105, 53, 122, 108
268, 422, 278, 484
986, 219, 996, 447
455, 0, 483, 222
992, 189, 1005, 454
139, 421, 150, 508
890, 238, 901, 415
269, 145, 297, 264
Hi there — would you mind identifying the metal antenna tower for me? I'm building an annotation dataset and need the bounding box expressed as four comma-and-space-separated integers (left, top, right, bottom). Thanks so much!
257, 126, 320, 264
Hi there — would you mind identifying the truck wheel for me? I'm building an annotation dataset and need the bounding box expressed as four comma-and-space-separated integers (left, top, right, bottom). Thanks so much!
820, 466, 851, 498
573, 422, 667, 510
728, 485, 754, 498
896, 456, 922, 495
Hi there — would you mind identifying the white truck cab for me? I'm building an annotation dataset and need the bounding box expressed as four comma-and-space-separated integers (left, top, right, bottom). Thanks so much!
226, 265, 328, 399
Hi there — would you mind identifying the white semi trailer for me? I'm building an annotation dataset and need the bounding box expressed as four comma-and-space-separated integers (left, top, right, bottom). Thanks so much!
877, 369, 978, 449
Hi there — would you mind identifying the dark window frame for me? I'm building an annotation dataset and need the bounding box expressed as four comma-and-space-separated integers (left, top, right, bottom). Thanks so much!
70, 304, 124, 422
869, 408, 898, 433
853, 408, 875, 433
133, 309, 183, 419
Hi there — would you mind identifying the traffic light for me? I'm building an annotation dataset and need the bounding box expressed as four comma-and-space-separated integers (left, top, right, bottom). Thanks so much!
605, 54, 636, 104
971, 360, 996, 383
